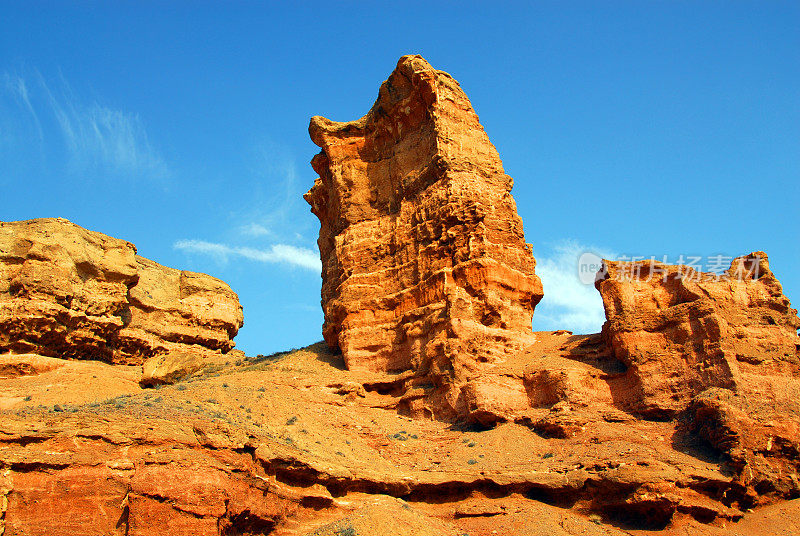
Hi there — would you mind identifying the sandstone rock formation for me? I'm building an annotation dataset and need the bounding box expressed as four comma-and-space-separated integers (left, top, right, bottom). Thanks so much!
596, 252, 800, 508
595, 252, 800, 419
3, 57, 800, 536
2, 341, 799, 536
139, 351, 206, 387
0, 218, 243, 365
305, 55, 543, 420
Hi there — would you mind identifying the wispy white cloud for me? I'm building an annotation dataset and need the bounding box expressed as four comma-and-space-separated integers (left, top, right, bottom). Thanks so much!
41, 75, 168, 180
2, 73, 43, 141
0, 69, 168, 181
236, 140, 310, 241
68, 105, 167, 179
532, 239, 616, 334
174, 239, 321, 272
239, 222, 272, 238
176, 141, 320, 276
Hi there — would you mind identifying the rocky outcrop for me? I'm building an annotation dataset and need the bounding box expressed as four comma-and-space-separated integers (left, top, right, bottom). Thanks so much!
2, 342, 799, 535
305, 55, 543, 420
139, 351, 206, 387
595, 252, 800, 508
595, 252, 800, 419
688, 387, 800, 508
0, 218, 243, 364
119, 255, 243, 360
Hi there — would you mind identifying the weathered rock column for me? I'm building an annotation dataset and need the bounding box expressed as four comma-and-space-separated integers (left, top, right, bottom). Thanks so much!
305, 55, 543, 419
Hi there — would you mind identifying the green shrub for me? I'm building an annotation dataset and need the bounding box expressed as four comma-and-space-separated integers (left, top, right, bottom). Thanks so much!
334, 524, 356, 536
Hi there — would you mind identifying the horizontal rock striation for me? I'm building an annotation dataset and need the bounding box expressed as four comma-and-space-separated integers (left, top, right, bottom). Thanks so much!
0, 218, 243, 364
305, 55, 543, 419
3, 344, 799, 534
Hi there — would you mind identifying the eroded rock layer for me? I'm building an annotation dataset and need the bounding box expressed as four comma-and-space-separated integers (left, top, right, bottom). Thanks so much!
305, 55, 543, 419
596, 252, 800, 503
3, 343, 800, 535
0, 218, 243, 364
596, 252, 800, 418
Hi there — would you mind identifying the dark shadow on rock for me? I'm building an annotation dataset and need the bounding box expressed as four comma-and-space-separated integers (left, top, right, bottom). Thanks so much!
307, 341, 347, 370
670, 414, 725, 466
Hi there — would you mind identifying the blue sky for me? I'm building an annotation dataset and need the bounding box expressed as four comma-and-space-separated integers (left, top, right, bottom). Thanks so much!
2, 2, 798, 355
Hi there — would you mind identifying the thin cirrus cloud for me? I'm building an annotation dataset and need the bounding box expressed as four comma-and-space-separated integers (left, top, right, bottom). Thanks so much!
0, 69, 168, 181
238, 222, 272, 238
2, 73, 44, 141
174, 239, 321, 272
532, 239, 616, 335
174, 141, 322, 276
236, 140, 308, 240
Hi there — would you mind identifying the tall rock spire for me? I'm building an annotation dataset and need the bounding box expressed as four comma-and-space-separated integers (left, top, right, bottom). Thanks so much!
305, 55, 543, 419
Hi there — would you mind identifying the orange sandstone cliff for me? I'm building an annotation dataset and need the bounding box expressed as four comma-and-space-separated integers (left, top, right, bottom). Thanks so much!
0, 218, 243, 365
305, 55, 543, 420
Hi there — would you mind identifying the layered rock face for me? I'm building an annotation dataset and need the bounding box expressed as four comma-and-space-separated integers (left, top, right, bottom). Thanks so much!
4, 342, 800, 535
0, 218, 243, 364
305, 55, 543, 419
596, 252, 800, 418
596, 252, 800, 503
